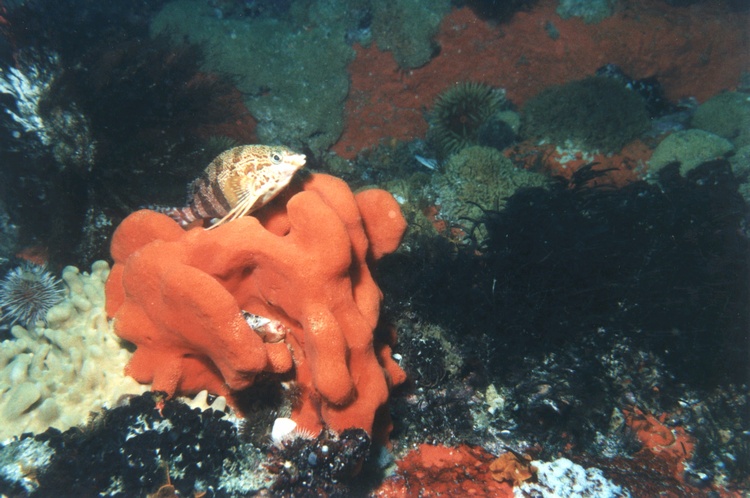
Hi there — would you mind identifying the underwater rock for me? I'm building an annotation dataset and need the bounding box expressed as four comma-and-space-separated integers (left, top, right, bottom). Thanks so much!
151, 0, 355, 157
0, 392, 263, 497
268, 429, 371, 496
648, 129, 734, 177
0, 51, 95, 174
0, 4, 246, 265
371, 0, 450, 69
556, 0, 616, 24
517, 457, 628, 497
691, 91, 750, 149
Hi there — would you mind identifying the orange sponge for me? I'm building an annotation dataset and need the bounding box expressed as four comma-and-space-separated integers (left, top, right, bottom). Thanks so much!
106, 174, 407, 438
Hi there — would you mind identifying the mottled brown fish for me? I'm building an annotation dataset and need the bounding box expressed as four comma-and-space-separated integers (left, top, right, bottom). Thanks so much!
166, 145, 306, 229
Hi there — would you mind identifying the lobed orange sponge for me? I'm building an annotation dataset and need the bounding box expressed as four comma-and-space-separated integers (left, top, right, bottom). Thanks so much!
105, 173, 407, 439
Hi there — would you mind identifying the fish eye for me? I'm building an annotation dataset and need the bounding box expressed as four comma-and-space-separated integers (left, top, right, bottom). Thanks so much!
271, 152, 282, 164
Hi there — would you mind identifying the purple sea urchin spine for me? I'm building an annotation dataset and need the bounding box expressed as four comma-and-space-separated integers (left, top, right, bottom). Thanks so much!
0, 262, 65, 328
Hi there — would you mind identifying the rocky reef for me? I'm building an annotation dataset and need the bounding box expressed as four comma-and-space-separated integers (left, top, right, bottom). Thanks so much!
0, 0, 748, 495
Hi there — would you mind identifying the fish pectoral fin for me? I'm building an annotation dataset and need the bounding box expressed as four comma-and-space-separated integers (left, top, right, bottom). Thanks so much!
205, 192, 259, 230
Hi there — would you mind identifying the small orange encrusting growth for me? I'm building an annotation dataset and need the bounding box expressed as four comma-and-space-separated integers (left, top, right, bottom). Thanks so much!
490, 451, 536, 487
623, 407, 695, 480
374, 444, 516, 497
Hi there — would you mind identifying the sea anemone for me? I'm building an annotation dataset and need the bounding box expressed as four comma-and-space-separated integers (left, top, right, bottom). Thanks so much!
428, 81, 507, 159
0, 262, 65, 327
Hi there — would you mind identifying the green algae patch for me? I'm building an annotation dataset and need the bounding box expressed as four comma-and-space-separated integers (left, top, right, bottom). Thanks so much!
151, 0, 355, 156
649, 129, 734, 177
372, 0, 450, 69
521, 76, 650, 153
691, 91, 750, 149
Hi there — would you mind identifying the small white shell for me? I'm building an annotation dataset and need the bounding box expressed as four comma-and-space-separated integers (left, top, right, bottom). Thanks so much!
271, 417, 298, 447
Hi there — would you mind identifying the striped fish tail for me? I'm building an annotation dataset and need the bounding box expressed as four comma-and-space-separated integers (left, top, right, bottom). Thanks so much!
143, 205, 201, 227
165, 206, 201, 227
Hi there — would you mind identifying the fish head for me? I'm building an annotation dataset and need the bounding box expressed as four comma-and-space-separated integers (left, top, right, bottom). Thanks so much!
237, 145, 307, 209
271, 145, 306, 171
253, 145, 306, 179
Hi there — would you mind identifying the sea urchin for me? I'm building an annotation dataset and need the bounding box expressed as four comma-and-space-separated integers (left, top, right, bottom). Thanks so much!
0, 262, 65, 328
428, 81, 507, 159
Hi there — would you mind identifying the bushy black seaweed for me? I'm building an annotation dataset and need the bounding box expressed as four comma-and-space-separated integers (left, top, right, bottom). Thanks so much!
0, 1, 243, 265
486, 161, 748, 385
380, 160, 750, 387
45, 35, 240, 203
1, 0, 166, 62
685, 384, 750, 488
378, 160, 749, 473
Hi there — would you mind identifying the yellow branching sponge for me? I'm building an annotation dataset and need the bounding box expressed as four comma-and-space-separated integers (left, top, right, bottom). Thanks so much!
0, 261, 146, 440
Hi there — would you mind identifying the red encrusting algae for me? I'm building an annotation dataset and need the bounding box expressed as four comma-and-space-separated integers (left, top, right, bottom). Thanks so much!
194, 82, 258, 144
334, 0, 749, 159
